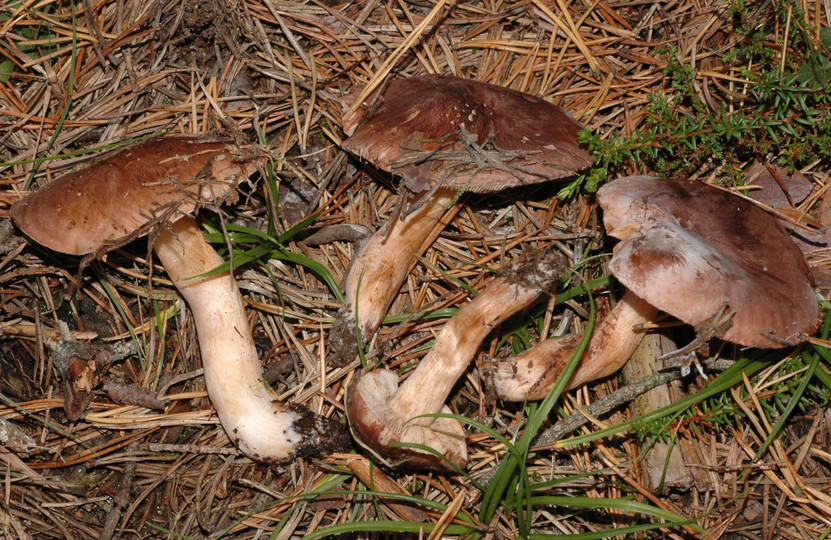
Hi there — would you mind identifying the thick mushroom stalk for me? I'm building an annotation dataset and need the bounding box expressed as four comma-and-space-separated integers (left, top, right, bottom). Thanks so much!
155, 217, 346, 460
347, 370, 467, 470
328, 187, 457, 363
347, 251, 566, 469
483, 290, 658, 401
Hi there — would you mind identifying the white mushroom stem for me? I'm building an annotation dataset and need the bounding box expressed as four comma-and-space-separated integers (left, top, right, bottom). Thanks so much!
346, 252, 563, 469
388, 262, 561, 425
329, 187, 458, 362
154, 217, 342, 461
483, 290, 659, 401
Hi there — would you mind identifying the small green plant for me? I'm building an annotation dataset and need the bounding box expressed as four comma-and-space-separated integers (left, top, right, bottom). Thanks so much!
195, 128, 344, 306
559, 19, 831, 199
724, 0, 777, 69
797, 28, 831, 85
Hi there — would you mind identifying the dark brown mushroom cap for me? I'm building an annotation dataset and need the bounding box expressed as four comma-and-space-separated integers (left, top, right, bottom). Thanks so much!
598, 176, 820, 348
11, 134, 252, 256
342, 75, 594, 193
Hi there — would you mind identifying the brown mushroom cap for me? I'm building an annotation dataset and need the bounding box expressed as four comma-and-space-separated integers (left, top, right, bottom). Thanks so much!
598, 176, 820, 348
11, 134, 249, 256
342, 75, 594, 193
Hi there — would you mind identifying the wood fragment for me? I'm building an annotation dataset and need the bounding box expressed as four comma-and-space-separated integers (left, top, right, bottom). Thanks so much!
621, 332, 692, 493
344, 455, 428, 523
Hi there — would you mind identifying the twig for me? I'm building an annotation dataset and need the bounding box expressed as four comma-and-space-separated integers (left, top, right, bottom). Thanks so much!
100, 442, 140, 540
142, 443, 241, 456
532, 358, 734, 450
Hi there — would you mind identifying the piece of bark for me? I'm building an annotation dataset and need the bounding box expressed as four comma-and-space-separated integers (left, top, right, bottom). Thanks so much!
51, 329, 138, 420
52, 339, 106, 421
0, 416, 36, 454
622, 332, 692, 493
104, 381, 166, 410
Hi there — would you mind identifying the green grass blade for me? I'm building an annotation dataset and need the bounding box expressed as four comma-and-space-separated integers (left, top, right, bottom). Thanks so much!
480, 293, 597, 532
271, 248, 344, 303
529, 495, 705, 533
750, 348, 819, 465
24, 1, 77, 190
556, 353, 773, 449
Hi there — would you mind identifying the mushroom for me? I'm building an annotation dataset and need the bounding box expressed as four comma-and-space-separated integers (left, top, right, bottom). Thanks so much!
12, 134, 348, 461
330, 74, 594, 364
484, 176, 822, 401
347, 250, 567, 470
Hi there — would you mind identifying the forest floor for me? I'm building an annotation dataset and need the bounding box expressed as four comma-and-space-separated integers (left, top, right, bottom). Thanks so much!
2, 0, 831, 538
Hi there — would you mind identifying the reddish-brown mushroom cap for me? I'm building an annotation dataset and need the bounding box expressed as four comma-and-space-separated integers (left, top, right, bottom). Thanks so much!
12, 134, 247, 256
342, 75, 595, 193
598, 176, 820, 348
